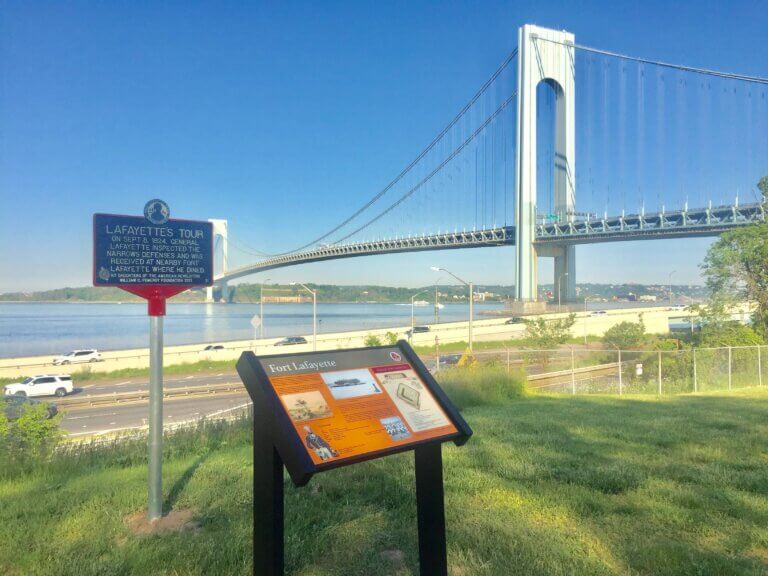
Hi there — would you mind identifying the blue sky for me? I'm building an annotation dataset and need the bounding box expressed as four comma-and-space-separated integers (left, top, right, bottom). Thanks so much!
1, 0, 767, 292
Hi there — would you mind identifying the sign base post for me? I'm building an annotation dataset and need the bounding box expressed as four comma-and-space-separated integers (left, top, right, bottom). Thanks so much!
148, 314, 164, 521
415, 442, 447, 576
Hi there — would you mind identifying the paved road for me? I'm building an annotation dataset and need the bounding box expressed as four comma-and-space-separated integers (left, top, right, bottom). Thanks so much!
72, 371, 239, 397
61, 391, 251, 437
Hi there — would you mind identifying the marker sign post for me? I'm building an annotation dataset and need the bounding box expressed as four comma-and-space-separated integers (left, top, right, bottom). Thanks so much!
236, 342, 472, 576
93, 200, 213, 520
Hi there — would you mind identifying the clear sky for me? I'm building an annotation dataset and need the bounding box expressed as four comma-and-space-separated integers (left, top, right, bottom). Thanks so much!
1, 0, 767, 292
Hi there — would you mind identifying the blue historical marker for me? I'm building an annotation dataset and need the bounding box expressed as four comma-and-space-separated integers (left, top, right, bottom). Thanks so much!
92, 201, 214, 522
93, 213, 213, 287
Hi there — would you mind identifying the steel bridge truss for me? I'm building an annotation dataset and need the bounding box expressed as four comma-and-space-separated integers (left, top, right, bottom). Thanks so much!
535, 202, 765, 245
217, 202, 764, 282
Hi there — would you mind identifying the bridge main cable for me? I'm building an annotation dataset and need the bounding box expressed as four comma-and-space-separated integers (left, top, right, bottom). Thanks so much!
253, 47, 519, 257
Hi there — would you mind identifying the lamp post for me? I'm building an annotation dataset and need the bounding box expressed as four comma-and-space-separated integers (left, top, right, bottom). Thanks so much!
668, 270, 676, 304
410, 290, 430, 341
260, 278, 271, 339
290, 282, 317, 351
583, 295, 592, 345
431, 266, 473, 351
557, 272, 569, 313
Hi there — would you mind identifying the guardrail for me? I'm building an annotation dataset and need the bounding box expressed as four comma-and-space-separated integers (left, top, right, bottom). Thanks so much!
57, 382, 244, 410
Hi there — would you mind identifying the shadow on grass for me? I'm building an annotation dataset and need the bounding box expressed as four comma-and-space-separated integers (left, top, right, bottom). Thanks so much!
164, 451, 210, 514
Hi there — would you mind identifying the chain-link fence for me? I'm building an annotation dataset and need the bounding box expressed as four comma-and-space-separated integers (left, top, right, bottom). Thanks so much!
429, 345, 767, 396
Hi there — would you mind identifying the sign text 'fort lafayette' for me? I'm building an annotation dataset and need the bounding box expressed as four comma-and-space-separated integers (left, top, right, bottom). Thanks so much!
93, 214, 213, 286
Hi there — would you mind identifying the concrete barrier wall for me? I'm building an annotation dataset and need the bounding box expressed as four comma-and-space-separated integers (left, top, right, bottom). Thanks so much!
0, 306, 692, 380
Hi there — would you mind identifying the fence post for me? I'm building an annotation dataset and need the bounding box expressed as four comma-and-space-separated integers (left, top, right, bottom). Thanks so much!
657, 350, 662, 395
434, 336, 440, 373
693, 348, 698, 393
618, 349, 623, 396
728, 346, 732, 390
758, 345, 763, 387
570, 348, 576, 395
507, 348, 510, 374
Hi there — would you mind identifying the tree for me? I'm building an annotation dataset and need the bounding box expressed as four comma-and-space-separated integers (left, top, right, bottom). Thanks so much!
602, 319, 646, 349
384, 331, 398, 345
702, 219, 768, 337
759, 176, 768, 204
523, 314, 576, 348
364, 334, 382, 347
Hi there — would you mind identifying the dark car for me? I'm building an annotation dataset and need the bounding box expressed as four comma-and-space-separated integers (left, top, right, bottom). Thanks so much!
405, 326, 431, 338
505, 317, 524, 324
203, 344, 225, 351
3, 396, 58, 422
274, 336, 308, 346
438, 354, 461, 367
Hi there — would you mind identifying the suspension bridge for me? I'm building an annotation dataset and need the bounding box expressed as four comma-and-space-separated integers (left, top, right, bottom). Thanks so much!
208, 24, 767, 304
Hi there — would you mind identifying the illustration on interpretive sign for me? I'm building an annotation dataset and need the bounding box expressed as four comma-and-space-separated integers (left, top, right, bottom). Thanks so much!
281, 391, 333, 422
381, 416, 411, 440
302, 426, 337, 461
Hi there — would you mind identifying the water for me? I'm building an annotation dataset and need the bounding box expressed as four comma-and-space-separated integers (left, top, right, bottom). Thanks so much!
0, 302, 504, 358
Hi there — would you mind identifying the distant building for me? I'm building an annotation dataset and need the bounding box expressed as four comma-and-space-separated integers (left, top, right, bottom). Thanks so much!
639, 295, 657, 302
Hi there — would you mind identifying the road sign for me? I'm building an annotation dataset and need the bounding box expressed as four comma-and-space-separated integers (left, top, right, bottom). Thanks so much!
250, 314, 262, 329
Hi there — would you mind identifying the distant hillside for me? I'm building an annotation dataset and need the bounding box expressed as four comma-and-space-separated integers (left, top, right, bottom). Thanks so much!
0, 282, 708, 304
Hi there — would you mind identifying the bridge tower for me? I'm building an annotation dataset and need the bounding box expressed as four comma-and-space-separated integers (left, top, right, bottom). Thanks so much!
206, 219, 229, 302
515, 24, 576, 304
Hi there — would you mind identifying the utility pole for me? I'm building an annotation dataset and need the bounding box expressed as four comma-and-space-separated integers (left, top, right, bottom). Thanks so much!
431, 267, 474, 351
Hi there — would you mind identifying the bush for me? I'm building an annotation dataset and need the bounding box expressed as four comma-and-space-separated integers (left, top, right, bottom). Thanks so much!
0, 399, 63, 475
364, 334, 382, 347
603, 320, 645, 349
384, 331, 399, 345
436, 366, 527, 410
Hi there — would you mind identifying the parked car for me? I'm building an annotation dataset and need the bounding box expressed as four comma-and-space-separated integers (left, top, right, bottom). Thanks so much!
53, 349, 101, 365
3, 375, 74, 398
203, 344, 225, 351
590, 310, 607, 317
405, 326, 431, 338
3, 396, 58, 421
505, 316, 525, 324
274, 336, 308, 346
438, 354, 461, 368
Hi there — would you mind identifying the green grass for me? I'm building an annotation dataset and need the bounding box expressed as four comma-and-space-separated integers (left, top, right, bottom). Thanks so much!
2, 379, 768, 575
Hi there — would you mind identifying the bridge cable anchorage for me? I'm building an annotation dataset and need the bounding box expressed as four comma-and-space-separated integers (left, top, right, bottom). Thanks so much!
243, 48, 519, 258
327, 92, 518, 244
533, 36, 768, 85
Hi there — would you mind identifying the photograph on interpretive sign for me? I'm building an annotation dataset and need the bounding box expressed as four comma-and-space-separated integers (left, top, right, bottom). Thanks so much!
320, 368, 382, 400
280, 391, 333, 422
259, 348, 459, 466
381, 416, 411, 440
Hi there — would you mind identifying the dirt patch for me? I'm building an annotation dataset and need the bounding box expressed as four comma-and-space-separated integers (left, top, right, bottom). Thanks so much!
126, 508, 202, 536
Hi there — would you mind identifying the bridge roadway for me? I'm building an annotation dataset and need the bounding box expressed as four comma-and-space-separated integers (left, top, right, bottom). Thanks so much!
218, 202, 764, 282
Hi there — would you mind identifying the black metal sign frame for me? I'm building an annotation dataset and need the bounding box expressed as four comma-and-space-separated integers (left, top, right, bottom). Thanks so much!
236, 341, 472, 576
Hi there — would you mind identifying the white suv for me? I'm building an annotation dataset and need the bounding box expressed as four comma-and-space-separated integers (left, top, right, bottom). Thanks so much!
53, 349, 101, 365
4, 375, 74, 398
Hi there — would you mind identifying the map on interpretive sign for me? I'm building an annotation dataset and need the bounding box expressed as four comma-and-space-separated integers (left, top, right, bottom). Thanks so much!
93, 214, 213, 287
258, 347, 460, 467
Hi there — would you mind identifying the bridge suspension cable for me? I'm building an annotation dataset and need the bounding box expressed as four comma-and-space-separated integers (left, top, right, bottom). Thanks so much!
235, 47, 519, 257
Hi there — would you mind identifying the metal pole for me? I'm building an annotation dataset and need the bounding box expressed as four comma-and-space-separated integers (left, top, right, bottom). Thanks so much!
728, 346, 732, 390
260, 283, 264, 339
657, 350, 662, 395
759, 345, 763, 387
468, 282, 474, 351
411, 296, 415, 340
312, 291, 317, 352
435, 336, 440, 372
583, 297, 588, 345
693, 348, 698, 393
148, 315, 163, 521
618, 348, 623, 396
570, 348, 576, 395
506, 348, 510, 374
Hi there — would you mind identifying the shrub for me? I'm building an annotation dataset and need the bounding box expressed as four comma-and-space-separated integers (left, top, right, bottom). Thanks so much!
436, 366, 527, 410
384, 331, 399, 345
603, 319, 646, 349
364, 334, 383, 347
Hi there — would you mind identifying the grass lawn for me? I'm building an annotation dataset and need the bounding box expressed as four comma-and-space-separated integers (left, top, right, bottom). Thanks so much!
1, 379, 768, 575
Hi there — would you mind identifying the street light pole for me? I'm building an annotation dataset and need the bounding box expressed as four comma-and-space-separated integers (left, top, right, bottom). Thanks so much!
260, 278, 271, 339
431, 266, 474, 351
290, 282, 317, 351
668, 270, 676, 304
411, 290, 429, 341
583, 296, 591, 345
558, 272, 569, 313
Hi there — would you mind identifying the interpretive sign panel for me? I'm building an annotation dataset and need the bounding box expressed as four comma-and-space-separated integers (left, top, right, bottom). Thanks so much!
237, 343, 471, 485
93, 213, 213, 287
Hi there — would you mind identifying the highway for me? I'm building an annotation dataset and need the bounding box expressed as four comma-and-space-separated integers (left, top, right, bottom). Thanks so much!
58, 371, 247, 437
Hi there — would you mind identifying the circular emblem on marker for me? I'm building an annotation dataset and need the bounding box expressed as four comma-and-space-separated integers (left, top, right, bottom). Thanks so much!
390, 351, 402, 362
144, 199, 170, 225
